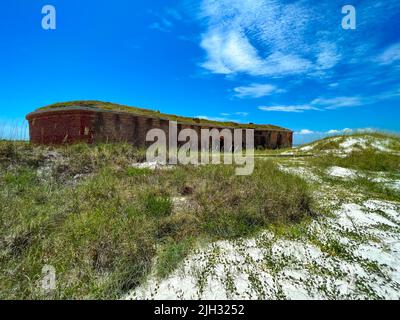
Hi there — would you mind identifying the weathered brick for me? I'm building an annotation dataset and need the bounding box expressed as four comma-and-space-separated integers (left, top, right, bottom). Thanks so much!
26, 108, 293, 149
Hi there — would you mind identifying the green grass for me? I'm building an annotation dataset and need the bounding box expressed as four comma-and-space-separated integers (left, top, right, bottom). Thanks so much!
308, 164, 400, 204
125, 167, 152, 177
321, 150, 400, 172
307, 133, 400, 173
0, 141, 313, 299
143, 193, 173, 218
297, 133, 400, 202
156, 237, 195, 279
350, 150, 399, 172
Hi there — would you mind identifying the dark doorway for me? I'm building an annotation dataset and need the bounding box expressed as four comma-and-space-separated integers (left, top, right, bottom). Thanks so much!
277, 133, 282, 147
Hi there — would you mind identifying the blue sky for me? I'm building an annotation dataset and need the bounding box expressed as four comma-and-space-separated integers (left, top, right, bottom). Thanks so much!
1, 0, 399, 143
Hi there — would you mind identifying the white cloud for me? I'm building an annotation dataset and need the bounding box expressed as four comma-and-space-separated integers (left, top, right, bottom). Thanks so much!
326, 128, 353, 135
198, 0, 321, 77
258, 105, 320, 113
295, 129, 314, 135
377, 43, 400, 65
325, 128, 377, 135
257, 89, 400, 114
233, 83, 279, 98
220, 111, 249, 117
195, 115, 241, 123
200, 30, 258, 75
356, 127, 375, 133
257, 95, 369, 113
196, 0, 400, 90
295, 127, 377, 137
200, 28, 313, 76
311, 96, 364, 109
316, 42, 341, 70
326, 129, 339, 134
235, 112, 249, 116
260, 52, 312, 76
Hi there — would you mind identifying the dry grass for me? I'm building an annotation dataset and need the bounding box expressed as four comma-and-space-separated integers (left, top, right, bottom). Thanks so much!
0, 141, 313, 299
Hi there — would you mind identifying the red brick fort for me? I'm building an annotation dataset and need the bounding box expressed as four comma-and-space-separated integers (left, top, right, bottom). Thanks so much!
26, 101, 293, 149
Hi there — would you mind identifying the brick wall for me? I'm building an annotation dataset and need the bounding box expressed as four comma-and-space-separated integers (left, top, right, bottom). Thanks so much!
27, 109, 95, 145
26, 108, 293, 149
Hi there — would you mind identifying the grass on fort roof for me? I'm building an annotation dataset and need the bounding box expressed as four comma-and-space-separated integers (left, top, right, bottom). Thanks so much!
39, 100, 290, 131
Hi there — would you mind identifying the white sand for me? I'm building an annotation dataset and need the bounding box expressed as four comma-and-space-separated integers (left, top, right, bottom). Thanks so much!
327, 166, 357, 178
126, 199, 400, 300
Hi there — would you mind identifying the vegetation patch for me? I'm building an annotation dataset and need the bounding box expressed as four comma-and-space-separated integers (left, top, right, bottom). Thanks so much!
312, 149, 400, 172
156, 238, 195, 279
0, 141, 313, 299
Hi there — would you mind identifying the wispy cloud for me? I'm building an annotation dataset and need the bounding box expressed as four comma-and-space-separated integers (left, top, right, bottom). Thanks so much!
150, 21, 172, 32
165, 7, 183, 21
200, 28, 313, 76
149, 7, 184, 32
235, 112, 249, 116
315, 42, 341, 70
311, 96, 364, 109
197, 0, 346, 77
197, 109, 249, 122
195, 115, 242, 123
293, 127, 380, 144
314, 89, 400, 110
220, 111, 249, 117
376, 42, 400, 65
258, 95, 372, 113
258, 105, 320, 113
295, 127, 374, 136
233, 83, 282, 98
325, 128, 353, 135
200, 30, 268, 75
196, 0, 400, 95
295, 129, 314, 135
